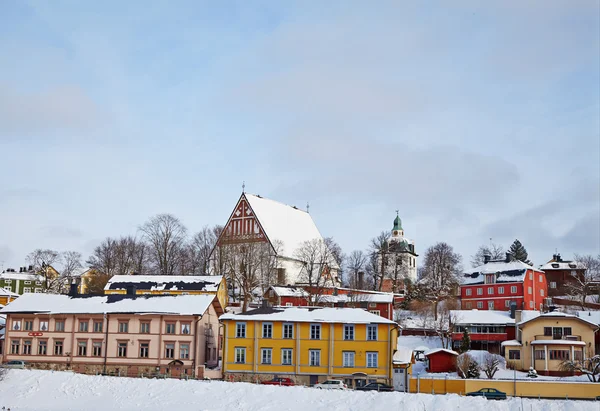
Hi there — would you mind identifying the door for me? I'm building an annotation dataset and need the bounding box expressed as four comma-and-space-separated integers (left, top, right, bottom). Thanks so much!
309, 375, 319, 386
393, 368, 405, 392
553, 327, 562, 340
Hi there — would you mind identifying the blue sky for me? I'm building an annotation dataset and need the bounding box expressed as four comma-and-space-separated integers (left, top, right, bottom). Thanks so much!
1, 1, 599, 271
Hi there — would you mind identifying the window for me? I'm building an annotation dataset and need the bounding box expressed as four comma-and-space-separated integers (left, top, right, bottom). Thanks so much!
117, 342, 127, 357
563, 327, 572, 336
549, 350, 569, 361
235, 347, 246, 364
93, 321, 103, 333
11, 340, 20, 354
309, 350, 320, 366
466, 289, 472, 296
140, 342, 149, 358
539, 275, 543, 282
498, 287, 504, 294
343, 351, 355, 367
281, 348, 293, 365
488, 301, 494, 310
24, 280, 31, 285
38, 340, 47, 355
508, 350, 520, 360
79, 320, 89, 332
181, 323, 191, 335
12, 320, 21, 331
344, 325, 355, 340
93, 342, 102, 357
550, 282, 557, 289
262, 323, 273, 338
54, 340, 63, 355
283, 323, 293, 339
367, 324, 378, 341
511, 286, 517, 294
236, 323, 246, 338
477, 288, 483, 295
140, 322, 150, 334
23, 287, 31, 293
369, 302, 377, 308
529, 301, 534, 308
165, 323, 175, 334
35, 288, 41, 293
24, 320, 33, 331
180, 343, 190, 359
77, 341, 87, 356
505, 300, 511, 307
39, 320, 49, 331
528, 287, 532, 295
529, 272, 533, 280
574, 350, 583, 362
165, 343, 175, 358
369, 310, 381, 316
540, 289, 544, 297
466, 302, 472, 309
4, 279, 11, 283
487, 287, 494, 294
118, 322, 129, 333
543, 327, 552, 336
477, 302, 483, 309
366, 352, 378, 368
534, 350, 545, 360
285, 302, 293, 307
261, 348, 272, 364
310, 324, 321, 340
55, 320, 65, 332
22, 340, 32, 355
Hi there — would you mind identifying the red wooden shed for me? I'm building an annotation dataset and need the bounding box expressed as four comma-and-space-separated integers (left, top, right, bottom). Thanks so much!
424, 348, 458, 373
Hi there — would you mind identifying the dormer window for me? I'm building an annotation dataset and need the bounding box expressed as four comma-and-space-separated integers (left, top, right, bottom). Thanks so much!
568, 264, 577, 269
551, 264, 559, 268
484, 274, 496, 284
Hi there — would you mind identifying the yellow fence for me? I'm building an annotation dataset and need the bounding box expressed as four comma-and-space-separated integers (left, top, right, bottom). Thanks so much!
409, 377, 600, 400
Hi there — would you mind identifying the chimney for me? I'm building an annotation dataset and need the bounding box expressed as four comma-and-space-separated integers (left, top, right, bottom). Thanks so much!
69, 281, 78, 297
505, 252, 513, 262
126, 285, 137, 296
28, 265, 33, 271
556, 254, 562, 262
261, 299, 270, 309
358, 271, 365, 289
509, 301, 516, 319
514, 309, 522, 324
483, 254, 491, 264
277, 268, 286, 285
333, 287, 338, 296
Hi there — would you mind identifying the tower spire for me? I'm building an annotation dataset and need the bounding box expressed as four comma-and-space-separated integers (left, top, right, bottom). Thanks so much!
242, 181, 245, 193
306, 202, 310, 213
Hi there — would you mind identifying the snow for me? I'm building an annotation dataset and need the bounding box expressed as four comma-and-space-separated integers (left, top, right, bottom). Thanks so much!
220, 306, 395, 324
530, 340, 586, 346
0, 369, 594, 411
452, 310, 515, 325
461, 260, 541, 285
393, 346, 414, 364
105, 275, 222, 292
541, 261, 586, 270
0, 287, 20, 297
320, 293, 393, 304
0, 272, 42, 281
245, 194, 338, 269
501, 340, 522, 347
269, 286, 309, 297
518, 311, 598, 327
0, 293, 217, 316
425, 348, 458, 356
576, 310, 600, 325
397, 335, 443, 352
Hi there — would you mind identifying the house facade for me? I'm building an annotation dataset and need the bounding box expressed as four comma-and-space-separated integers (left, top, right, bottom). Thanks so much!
0, 270, 45, 295
540, 254, 587, 297
220, 305, 399, 388
503, 312, 598, 375
0, 293, 223, 379
0, 288, 20, 305
451, 310, 518, 354
460, 254, 547, 311
104, 275, 228, 309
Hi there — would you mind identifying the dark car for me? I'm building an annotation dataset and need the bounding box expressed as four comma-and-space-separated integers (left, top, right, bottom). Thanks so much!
261, 377, 294, 386
466, 388, 507, 400
356, 382, 394, 392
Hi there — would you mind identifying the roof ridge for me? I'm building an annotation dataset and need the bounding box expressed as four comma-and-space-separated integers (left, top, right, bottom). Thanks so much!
245, 193, 310, 214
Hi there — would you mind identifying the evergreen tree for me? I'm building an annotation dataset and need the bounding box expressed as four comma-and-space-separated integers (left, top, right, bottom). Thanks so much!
459, 329, 471, 353
508, 239, 533, 265
466, 358, 481, 379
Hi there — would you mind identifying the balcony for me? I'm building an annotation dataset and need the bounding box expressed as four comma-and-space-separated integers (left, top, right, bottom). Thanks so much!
534, 335, 581, 341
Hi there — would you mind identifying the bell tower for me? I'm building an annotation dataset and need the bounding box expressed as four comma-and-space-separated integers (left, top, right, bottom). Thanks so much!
392, 210, 404, 238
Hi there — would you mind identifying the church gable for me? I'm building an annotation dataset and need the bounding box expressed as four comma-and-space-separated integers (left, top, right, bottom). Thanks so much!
218, 196, 269, 246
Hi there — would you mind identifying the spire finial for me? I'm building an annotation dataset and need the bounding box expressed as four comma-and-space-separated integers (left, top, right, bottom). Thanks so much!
396, 209, 399, 217
307, 202, 310, 213
242, 181, 245, 193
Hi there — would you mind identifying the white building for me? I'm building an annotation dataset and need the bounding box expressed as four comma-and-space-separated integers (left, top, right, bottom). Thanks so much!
378, 213, 418, 287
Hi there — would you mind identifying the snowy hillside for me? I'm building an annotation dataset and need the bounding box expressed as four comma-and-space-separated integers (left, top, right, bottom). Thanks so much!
0, 370, 595, 411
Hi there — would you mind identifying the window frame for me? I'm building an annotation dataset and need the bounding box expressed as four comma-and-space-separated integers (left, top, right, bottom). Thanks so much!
342, 351, 355, 367
140, 322, 150, 334
139, 342, 150, 358
309, 349, 321, 366
118, 321, 129, 333
366, 352, 378, 368
343, 324, 355, 341
181, 323, 191, 335
236, 322, 246, 338
310, 324, 321, 340
164, 343, 175, 359
367, 324, 378, 341
117, 341, 128, 357
165, 322, 176, 335
93, 321, 103, 333
235, 347, 246, 364
180, 343, 190, 359
282, 323, 294, 339
77, 340, 87, 356
92, 341, 102, 357
281, 348, 293, 365
262, 322, 273, 339
261, 348, 272, 364
38, 340, 48, 355
54, 340, 63, 356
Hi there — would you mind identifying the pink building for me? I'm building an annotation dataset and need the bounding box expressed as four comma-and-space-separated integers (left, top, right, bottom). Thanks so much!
0, 293, 223, 379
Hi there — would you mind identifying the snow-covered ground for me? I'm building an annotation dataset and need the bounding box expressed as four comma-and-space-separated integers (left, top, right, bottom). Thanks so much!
0, 370, 595, 411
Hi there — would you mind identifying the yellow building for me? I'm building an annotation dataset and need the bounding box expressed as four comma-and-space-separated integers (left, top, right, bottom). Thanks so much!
104, 275, 228, 309
0, 288, 19, 305
220, 305, 399, 387
503, 312, 598, 375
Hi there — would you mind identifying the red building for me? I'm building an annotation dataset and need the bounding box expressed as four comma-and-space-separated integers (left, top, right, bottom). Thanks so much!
264, 286, 396, 320
540, 254, 587, 297
460, 254, 547, 311
425, 349, 458, 373
451, 309, 517, 354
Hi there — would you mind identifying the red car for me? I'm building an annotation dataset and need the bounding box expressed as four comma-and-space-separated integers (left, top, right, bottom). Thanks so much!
261, 377, 295, 386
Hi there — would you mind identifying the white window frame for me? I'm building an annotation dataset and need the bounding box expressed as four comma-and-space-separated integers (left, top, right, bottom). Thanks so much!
477, 301, 483, 309
261, 348, 272, 364
466, 289, 472, 296
235, 347, 246, 364
262, 322, 273, 339
343, 351, 355, 367
309, 349, 320, 366
236, 322, 246, 338
285, 302, 293, 307
282, 323, 293, 339
281, 348, 293, 365
310, 324, 321, 340
539, 275, 543, 282
528, 287, 532, 295
488, 301, 494, 310
369, 310, 380, 316
511, 286, 517, 294
529, 301, 534, 308
550, 282, 556, 289
540, 289, 544, 297
23, 287, 31, 293
367, 324, 378, 341
477, 288, 483, 295
366, 352, 378, 368
505, 300, 511, 307
487, 287, 493, 294
344, 324, 355, 341
529, 272, 533, 280
498, 287, 504, 294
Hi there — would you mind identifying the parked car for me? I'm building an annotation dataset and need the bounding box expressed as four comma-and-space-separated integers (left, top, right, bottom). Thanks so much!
314, 380, 347, 390
466, 388, 507, 400
261, 377, 294, 386
1, 360, 26, 369
356, 382, 394, 392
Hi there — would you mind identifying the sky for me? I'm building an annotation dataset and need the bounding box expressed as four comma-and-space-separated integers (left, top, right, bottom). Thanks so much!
1, 1, 599, 272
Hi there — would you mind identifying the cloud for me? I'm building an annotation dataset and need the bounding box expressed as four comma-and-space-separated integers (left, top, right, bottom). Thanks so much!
0, 246, 14, 266
40, 225, 84, 239
0, 84, 100, 140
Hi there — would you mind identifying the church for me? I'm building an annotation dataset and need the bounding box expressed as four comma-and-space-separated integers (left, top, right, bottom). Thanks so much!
379, 213, 418, 292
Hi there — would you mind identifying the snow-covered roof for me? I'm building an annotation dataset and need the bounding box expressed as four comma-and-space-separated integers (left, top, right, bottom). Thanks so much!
393, 346, 414, 364
540, 261, 585, 271
0, 288, 20, 297
220, 306, 395, 324
424, 348, 458, 356
530, 340, 587, 346
244, 194, 338, 269
268, 286, 309, 298
320, 293, 393, 304
0, 273, 43, 281
501, 340, 522, 347
518, 311, 599, 328
451, 310, 515, 325
519, 310, 541, 323
577, 311, 600, 325
461, 259, 541, 285
105, 275, 223, 292
0, 293, 219, 316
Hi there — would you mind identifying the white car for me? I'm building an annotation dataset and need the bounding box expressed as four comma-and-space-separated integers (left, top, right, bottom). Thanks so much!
314, 380, 347, 390
1, 360, 26, 369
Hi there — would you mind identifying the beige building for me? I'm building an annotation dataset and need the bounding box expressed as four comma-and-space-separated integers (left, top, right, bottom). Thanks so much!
502, 312, 598, 375
0, 293, 224, 379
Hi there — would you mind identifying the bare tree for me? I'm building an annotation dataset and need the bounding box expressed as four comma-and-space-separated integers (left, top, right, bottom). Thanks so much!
26, 249, 62, 292
566, 254, 600, 309
87, 236, 149, 276
433, 299, 460, 349
295, 238, 337, 305
60, 251, 83, 293
560, 355, 600, 383
345, 250, 368, 289
457, 353, 480, 379
87, 238, 119, 276
419, 242, 462, 320
470, 243, 505, 267
139, 214, 188, 275
85, 271, 112, 294
190, 225, 223, 274
482, 353, 500, 379
324, 237, 344, 282
370, 231, 391, 291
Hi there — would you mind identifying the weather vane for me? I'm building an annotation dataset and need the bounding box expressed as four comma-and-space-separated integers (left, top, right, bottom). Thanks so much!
242, 181, 245, 193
